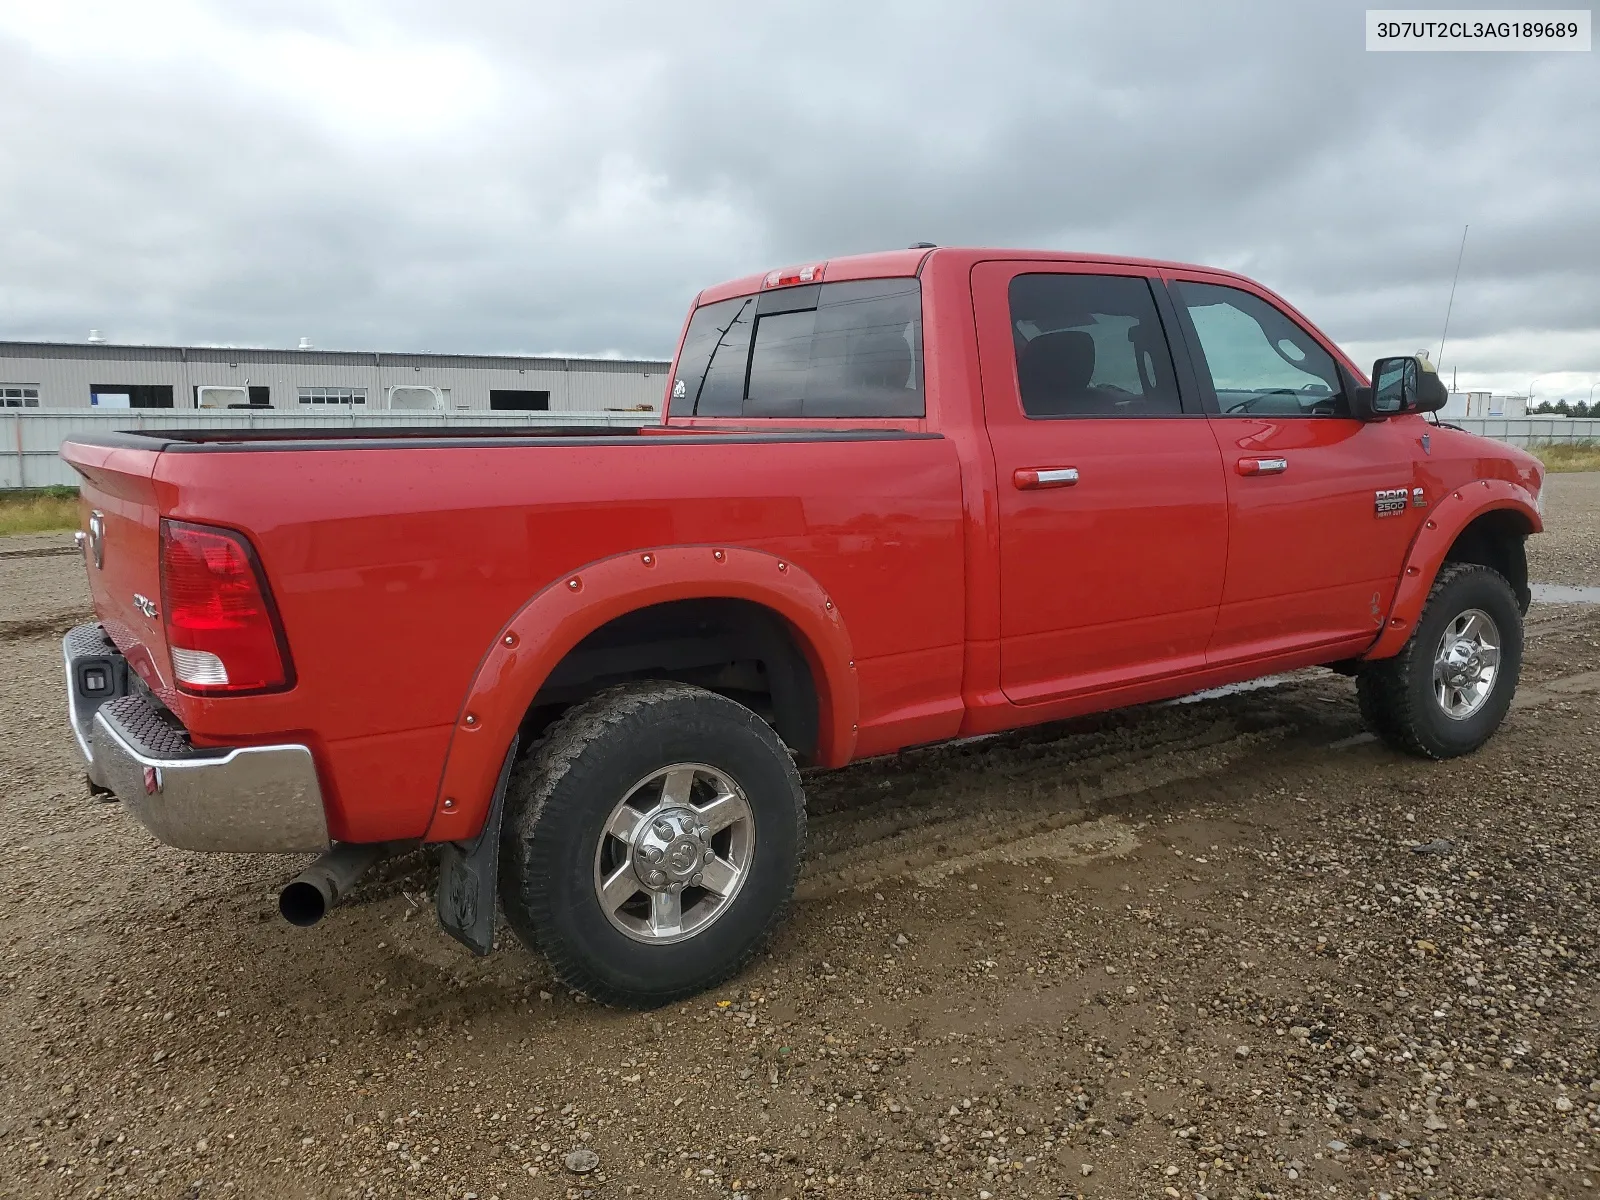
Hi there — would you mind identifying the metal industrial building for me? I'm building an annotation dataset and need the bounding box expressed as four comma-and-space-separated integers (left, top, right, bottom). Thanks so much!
0, 339, 670, 413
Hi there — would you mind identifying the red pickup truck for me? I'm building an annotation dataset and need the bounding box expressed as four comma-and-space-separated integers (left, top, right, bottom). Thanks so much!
61, 247, 1544, 1007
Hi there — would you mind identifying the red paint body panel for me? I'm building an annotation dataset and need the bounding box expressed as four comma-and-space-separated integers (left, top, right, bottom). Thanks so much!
69, 444, 172, 700
429, 545, 865, 842
970, 259, 1229, 704
1204, 415, 1421, 659
58, 247, 1543, 847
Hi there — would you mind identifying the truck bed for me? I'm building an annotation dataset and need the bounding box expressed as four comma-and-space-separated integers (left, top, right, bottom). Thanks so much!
60, 425, 967, 843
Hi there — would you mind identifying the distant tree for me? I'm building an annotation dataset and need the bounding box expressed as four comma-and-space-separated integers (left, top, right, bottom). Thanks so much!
1555, 400, 1573, 416
1533, 401, 1557, 414
1575, 400, 1592, 419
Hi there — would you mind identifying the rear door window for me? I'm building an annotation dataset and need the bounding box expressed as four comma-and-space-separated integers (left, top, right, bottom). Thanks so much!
1007, 274, 1183, 417
672, 279, 924, 418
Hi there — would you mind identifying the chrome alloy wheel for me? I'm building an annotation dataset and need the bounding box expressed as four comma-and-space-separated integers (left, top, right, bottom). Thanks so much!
1432, 607, 1501, 720
592, 763, 755, 944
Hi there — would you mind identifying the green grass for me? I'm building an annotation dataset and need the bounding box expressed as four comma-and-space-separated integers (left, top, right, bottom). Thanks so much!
1529, 442, 1600, 473
0, 486, 80, 536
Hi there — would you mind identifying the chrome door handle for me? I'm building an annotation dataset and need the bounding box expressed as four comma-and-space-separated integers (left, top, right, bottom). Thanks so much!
1013, 467, 1079, 490
1236, 457, 1288, 476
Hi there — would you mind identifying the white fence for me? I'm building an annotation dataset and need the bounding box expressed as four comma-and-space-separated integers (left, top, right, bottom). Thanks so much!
4, 410, 1595, 491
2, 408, 659, 490
1449, 416, 1600, 447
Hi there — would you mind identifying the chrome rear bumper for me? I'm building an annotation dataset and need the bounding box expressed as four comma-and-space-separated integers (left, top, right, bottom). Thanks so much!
64, 623, 330, 853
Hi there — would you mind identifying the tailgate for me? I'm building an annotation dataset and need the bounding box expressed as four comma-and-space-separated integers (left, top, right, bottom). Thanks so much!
60, 438, 175, 705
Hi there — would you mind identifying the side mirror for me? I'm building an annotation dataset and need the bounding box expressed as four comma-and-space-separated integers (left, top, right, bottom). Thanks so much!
1352, 355, 1449, 420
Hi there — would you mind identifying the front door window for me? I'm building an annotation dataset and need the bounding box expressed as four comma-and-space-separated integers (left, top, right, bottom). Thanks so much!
1175, 281, 1347, 418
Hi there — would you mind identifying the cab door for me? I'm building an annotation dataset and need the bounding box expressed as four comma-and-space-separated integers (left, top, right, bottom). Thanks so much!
1163, 273, 1423, 663
972, 261, 1229, 705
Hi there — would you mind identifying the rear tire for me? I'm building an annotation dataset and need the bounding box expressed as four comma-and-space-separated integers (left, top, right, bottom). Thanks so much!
499, 681, 806, 1008
1356, 562, 1522, 759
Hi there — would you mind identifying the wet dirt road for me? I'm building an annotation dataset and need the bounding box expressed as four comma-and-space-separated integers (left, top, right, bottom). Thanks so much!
2, 475, 1598, 1200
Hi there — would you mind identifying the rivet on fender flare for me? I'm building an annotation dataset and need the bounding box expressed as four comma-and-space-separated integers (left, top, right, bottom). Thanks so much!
567, 577, 582, 591
713, 549, 726, 562
641, 553, 654, 566
503, 632, 518, 647
1425, 520, 1436, 530
443, 797, 457, 810
777, 561, 788, 573
464, 713, 478, 727
1389, 618, 1405, 627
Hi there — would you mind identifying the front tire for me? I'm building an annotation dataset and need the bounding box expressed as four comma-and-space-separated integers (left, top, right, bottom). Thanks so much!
1356, 562, 1522, 759
499, 682, 806, 1008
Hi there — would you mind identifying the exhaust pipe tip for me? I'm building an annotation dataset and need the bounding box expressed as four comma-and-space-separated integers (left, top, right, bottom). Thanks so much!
278, 842, 388, 928
279, 879, 332, 927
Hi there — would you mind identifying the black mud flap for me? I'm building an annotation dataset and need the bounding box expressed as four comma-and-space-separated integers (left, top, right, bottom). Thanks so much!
436, 734, 519, 956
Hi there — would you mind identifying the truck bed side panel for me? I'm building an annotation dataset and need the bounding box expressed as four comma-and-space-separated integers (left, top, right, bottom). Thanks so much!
147, 434, 965, 840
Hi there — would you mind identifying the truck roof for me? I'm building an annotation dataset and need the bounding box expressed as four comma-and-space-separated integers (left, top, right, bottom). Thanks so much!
695, 246, 1250, 305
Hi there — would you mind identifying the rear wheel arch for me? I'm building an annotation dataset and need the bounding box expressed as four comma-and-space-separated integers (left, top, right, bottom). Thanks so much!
529, 596, 822, 762
424, 547, 857, 842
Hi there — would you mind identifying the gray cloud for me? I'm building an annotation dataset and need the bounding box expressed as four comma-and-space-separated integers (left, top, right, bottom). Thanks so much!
0, 0, 1595, 397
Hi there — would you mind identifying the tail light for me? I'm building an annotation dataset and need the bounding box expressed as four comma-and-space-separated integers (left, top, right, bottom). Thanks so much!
159, 520, 293, 694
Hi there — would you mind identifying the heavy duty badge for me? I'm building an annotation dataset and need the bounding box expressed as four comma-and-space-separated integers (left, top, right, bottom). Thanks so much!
1374, 488, 1408, 517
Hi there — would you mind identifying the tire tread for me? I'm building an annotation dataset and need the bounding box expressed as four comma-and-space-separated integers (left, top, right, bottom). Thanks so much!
498, 681, 805, 1008
1356, 561, 1517, 760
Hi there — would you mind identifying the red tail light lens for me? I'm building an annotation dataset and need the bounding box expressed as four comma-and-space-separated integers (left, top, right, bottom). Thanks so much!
159, 520, 293, 694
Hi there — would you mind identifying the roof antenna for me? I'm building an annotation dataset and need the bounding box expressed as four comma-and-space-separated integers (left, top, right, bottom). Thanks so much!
1437, 224, 1468, 371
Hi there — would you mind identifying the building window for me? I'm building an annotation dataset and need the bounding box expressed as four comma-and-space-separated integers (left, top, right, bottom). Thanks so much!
298, 387, 367, 405
2, 385, 40, 408
490, 389, 550, 411
196, 385, 250, 408
93, 384, 174, 408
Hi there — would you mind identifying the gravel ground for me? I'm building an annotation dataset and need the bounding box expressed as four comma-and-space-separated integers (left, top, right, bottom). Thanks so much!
1527, 473, 1600, 588
2, 481, 1598, 1200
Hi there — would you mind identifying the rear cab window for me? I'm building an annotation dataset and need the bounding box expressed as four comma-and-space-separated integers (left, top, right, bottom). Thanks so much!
670, 278, 924, 419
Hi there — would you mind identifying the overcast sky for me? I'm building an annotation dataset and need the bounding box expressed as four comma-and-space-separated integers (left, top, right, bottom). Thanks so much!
0, 0, 1595, 399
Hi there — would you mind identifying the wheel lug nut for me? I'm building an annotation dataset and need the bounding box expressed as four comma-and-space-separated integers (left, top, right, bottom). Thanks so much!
703, 848, 715, 862
647, 870, 666, 886
691, 872, 704, 886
